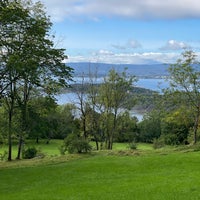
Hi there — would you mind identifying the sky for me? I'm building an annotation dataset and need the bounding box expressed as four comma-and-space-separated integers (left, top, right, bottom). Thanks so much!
36, 0, 200, 64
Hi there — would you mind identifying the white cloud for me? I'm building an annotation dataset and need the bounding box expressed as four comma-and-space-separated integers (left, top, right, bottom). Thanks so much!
93, 49, 114, 56
67, 51, 179, 64
128, 40, 142, 49
160, 40, 190, 50
112, 40, 142, 50
38, 0, 200, 22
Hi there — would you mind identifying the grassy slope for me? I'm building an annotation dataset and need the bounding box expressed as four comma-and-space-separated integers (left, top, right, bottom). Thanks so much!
1, 144, 200, 200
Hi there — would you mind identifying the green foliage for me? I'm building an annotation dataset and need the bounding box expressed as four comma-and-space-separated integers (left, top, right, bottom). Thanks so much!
25, 98, 79, 142
115, 111, 139, 142
161, 108, 192, 145
97, 69, 137, 149
55, 104, 80, 139
61, 134, 92, 154
128, 142, 137, 150
167, 50, 200, 143
22, 146, 38, 159
0, 151, 8, 161
0, 0, 73, 160
192, 143, 200, 151
0, 135, 4, 145
138, 110, 162, 143
153, 138, 165, 149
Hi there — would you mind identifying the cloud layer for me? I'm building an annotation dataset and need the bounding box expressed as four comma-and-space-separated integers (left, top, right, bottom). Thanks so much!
67, 51, 180, 64
38, 0, 200, 22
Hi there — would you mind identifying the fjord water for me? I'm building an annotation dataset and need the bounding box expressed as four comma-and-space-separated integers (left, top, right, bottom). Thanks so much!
56, 78, 168, 121
56, 78, 169, 104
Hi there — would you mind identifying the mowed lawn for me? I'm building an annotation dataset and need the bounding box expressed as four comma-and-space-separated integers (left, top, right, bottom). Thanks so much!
1, 150, 200, 200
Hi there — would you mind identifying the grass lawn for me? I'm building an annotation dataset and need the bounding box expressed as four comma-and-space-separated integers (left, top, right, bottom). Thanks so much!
0, 140, 153, 158
0, 139, 63, 158
1, 142, 200, 200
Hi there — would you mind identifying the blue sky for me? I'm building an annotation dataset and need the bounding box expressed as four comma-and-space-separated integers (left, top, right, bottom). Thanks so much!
38, 0, 200, 64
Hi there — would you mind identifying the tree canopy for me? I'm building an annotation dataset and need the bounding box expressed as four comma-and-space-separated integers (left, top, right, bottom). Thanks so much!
0, 0, 73, 160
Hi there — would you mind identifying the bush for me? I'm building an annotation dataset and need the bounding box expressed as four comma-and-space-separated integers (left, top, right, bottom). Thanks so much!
0, 151, 8, 161
193, 143, 200, 152
59, 145, 66, 155
153, 138, 165, 149
128, 142, 137, 150
61, 134, 92, 154
22, 147, 38, 159
164, 134, 179, 145
0, 135, 4, 145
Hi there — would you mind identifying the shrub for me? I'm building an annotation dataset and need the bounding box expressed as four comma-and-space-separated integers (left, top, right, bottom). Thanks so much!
59, 145, 66, 155
193, 143, 200, 152
153, 138, 165, 149
0, 151, 8, 161
0, 135, 4, 145
61, 134, 92, 154
128, 142, 137, 150
22, 147, 38, 159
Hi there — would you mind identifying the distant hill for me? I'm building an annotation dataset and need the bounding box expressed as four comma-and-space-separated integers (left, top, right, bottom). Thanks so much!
66, 62, 170, 78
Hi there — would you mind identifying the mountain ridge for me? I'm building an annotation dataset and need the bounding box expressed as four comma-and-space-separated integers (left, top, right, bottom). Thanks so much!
66, 62, 170, 78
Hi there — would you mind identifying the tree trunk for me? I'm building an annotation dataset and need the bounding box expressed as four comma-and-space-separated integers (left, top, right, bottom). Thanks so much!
7, 85, 15, 161
107, 139, 112, 150
16, 136, 23, 160
36, 137, 39, 144
94, 137, 99, 150
110, 135, 113, 150
17, 82, 28, 160
8, 111, 12, 161
193, 114, 199, 144
83, 116, 87, 139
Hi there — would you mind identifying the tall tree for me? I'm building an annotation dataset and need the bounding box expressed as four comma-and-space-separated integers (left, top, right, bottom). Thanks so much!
98, 69, 136, 149
0, 0, 73, 160
0, 0, 29, 160
168, 50, 200, 144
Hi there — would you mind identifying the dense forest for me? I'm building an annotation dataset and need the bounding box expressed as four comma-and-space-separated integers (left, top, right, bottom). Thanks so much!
1, 0, 200, 160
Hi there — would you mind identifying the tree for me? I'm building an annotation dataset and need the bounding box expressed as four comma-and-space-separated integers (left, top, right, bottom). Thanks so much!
115, 111, 139, 143
27, 96, 58, 142
168, 50, 200, 144
161, 108, 192, 145
98, 69, 136, 149
73, 75, 90, 140
0, 0, 29, 160
0, 0, 73, 160
85, 69, 102, 150
138, 110, 162, 143
73, 68, 101, 146
53, 104, 79, 139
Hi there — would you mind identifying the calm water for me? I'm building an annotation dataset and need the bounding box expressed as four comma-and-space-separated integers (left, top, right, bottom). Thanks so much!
56, 78, 169, 104
136, 78, 168, 91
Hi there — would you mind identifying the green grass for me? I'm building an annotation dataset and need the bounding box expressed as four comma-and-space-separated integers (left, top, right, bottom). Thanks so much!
0, 140, 152, 158
0, 139, 63, 158
1, 152, 200, 199
1, 141, 200, 199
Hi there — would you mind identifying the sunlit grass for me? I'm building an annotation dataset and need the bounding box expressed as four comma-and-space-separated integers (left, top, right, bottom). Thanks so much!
1, 140, 200, 199
1, 151, 200, 200
0, 139, 63, 158
0, 140, 154, 158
